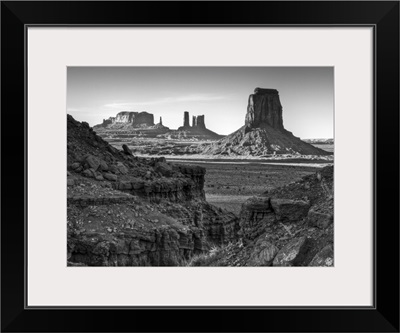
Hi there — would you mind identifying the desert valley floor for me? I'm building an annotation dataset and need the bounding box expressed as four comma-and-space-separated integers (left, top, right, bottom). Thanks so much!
159, 157, 332, 215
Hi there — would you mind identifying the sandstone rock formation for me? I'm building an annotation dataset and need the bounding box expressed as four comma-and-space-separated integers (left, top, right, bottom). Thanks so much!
183, 111, 190, 128
99, 111, 155, 128
245, 88, 284, 130
162, 111, 224, 141
67, 115, 238, 266
93, 111, 170, 140
201, 88, 331, 156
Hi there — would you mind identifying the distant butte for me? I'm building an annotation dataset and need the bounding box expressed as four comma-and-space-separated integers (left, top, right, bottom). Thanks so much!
97, 111, 155, 128
93, 111, 170, 139
160, 111, 223, 140
201, 88, 331, 156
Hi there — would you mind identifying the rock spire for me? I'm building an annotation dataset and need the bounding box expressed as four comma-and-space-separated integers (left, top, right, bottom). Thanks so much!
183, 111, 190, 127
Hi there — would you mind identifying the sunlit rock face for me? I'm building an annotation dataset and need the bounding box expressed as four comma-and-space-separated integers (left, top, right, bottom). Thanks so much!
113, 111, 154, 127
98, 111, 155, 128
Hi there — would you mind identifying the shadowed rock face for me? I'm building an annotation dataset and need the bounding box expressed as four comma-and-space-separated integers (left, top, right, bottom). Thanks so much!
245, 88, 284, 130
183, 111, 190, 127
196, 115, 206, 129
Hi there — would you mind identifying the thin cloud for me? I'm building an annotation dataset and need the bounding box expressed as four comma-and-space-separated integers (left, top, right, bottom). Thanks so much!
103, 94, 228, 109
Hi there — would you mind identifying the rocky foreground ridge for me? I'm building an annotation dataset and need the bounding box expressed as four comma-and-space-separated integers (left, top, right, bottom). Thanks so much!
189, 165, 334, 266
67, 115, 237, 266
201, 88, 331, 156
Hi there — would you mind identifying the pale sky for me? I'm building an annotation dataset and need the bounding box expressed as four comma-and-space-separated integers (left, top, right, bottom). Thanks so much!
67, 67, 334, 139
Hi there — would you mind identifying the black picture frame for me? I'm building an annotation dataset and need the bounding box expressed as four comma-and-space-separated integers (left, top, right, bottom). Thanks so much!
1, 1, 399, 332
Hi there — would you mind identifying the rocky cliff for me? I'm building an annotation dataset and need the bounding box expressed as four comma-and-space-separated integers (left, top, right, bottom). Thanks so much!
201, 88, 331, 156
67, 115, 238, 266
189, 166, 334, 267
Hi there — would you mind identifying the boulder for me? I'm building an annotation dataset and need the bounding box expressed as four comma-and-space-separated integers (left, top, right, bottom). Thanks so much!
99, 160, 109, 171
249, 239, 279, 266
273, 236, 315, 266
67, 179, 75, 186
118, 182, 133, 190
85, 155, 100, 171
103, 173, 118, 181
270, 198, 310, 223
155, 162, 174, 177
71, 162, 81, 170
95, 174, 104, 181
309, 245, 334, 267
109, 165, 120, 174
82, 169, 94, 178
132, 181, 145, 190
117, 162, 129, 175
122, 144, 133, 156
308, 209, 333, 229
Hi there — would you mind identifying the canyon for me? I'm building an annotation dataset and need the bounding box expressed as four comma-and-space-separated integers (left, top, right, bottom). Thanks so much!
68, 87, 333, 266
67, 112, 334, 266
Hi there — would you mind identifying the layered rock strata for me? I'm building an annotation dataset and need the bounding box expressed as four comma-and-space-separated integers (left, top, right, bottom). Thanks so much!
238, 166, 334, 266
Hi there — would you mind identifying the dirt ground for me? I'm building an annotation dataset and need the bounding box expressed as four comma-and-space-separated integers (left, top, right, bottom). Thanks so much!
167, 159, 325, 215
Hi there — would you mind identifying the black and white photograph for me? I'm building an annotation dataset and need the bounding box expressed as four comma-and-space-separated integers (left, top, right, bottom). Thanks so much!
67, 67, 334, 267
